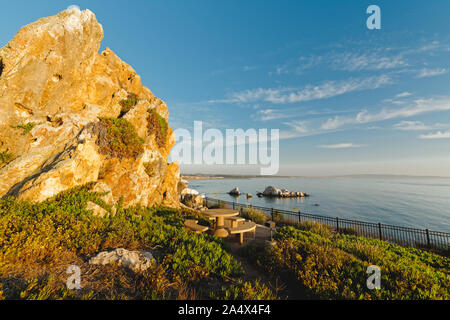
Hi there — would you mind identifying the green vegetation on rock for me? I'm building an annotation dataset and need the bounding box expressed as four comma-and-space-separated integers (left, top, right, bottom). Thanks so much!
119, 93, 139, 117
97, 118, 145, 159
0, 151, 15, 169
147, 108, 168, 148
11, 122, 36, 135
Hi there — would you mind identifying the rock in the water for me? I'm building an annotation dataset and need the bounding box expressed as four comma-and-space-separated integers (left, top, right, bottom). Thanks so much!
0, 8, 180, 208
261, 186, 308, 198
89, 248, 155, 272
228, 187, 240, 196
247, 193, 252, 199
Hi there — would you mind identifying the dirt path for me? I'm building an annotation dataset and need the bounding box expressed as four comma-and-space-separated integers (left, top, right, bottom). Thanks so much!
225, 225, 308, 299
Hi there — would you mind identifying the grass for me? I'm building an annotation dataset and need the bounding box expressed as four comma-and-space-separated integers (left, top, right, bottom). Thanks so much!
240, 224, 450, 300
147, 108, 168, 148
11, 122, 36, 135
0, 151, 15, 169
0, 184, 279, 300
97, 118, 144, 159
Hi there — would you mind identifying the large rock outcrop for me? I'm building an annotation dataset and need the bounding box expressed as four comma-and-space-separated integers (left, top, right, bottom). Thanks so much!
0, 8, 181, 207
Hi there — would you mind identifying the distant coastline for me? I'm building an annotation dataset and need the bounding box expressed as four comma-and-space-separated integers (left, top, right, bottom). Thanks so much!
182, 173, 450, 180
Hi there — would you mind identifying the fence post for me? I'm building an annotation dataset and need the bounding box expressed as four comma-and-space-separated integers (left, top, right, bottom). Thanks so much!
232, 202, 235, 210
378, 223, 382, 240
336, 217, 339, 233
426, 229, 430, 248
298, 210, 301, 223
271, 208, 274, 221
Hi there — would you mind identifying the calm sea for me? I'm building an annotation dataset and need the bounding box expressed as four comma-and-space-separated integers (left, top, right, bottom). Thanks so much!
189, 176, 450, 233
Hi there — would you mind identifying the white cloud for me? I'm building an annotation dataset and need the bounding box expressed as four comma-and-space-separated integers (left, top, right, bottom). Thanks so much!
318, 143, 364, 149
393, 121, 432, 131
283, 120, 308, 134
225, 75, 391, 104
419, 131, 450, 139
416, 68, 448, 78
321, 98, 450, 130
395, 92, 412, 98
332, 52, 407, 72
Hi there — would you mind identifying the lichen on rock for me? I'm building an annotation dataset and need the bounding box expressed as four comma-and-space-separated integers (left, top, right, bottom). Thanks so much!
0, 8, 181, 208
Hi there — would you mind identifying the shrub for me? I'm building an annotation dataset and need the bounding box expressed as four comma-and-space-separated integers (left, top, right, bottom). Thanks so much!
0, 185, 243, 299
119, 93, 139, 117
11, 122, 36, 135
211, 279, 277, 300
147, 108, 168, 148
97, 118, 144, 159
243, 226, 450, 300
294, 220, 332, 238
272, 210, 284, 222
241, 208, 267, 225
0, 151, 15, 169
339, 227, 359, 236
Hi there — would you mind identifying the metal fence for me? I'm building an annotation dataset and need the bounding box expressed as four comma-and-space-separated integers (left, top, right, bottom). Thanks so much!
205, 197, 450, 251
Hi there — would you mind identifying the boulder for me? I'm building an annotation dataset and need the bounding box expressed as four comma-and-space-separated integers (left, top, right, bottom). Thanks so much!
89, 248, 155, 272
181, 188, 199, 196
261, 186, 308, 198
228, 187, 240, 196
0, 8, 181, 208
181, 193, 204, 209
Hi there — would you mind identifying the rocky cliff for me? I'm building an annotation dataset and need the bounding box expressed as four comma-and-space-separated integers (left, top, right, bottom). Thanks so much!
0, 8, 181, 208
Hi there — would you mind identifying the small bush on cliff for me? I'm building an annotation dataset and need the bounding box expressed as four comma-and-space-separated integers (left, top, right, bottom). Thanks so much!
11, 122, 36, 135
97, 118, 144, 159
0, 151, 15, 169
119, 93, 139, 117
147, 108, 168, 148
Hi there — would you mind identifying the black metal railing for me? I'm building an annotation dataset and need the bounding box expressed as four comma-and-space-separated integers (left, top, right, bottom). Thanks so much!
204, 197, 450, 251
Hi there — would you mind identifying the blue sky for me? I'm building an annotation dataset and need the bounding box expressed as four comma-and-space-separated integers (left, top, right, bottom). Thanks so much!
2, 1, 450, 176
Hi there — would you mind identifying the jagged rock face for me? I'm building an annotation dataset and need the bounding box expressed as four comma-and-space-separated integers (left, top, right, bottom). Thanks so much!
0, 8, 181, 207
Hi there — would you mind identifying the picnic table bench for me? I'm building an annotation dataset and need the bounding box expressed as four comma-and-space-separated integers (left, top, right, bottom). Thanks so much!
184, 219, 209, 234
225, 216, 245, 228
226, 221, 256, 244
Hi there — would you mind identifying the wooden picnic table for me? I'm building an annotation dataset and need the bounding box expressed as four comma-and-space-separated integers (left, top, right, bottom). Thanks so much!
204, 208, 239, 238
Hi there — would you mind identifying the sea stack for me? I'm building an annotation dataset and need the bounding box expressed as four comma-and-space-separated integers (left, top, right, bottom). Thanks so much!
0, 8, 182, 207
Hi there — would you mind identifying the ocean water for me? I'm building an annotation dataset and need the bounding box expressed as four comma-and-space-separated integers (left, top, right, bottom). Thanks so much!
189, 176, 450, 233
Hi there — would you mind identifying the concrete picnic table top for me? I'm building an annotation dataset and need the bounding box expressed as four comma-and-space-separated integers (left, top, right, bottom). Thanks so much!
204, 208, 239, 217
204, 209, 239, 237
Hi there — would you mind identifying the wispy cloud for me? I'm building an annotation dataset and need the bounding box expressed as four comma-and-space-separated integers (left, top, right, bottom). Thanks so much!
331, 52, 407, 72
318, 143, 364, 149
215, 75, 391, 105
283, 120, 309, 134
395, 92, 412, 98
419, 131, 450, 139
416, 68, 448, 78
321, 98, 450, 130
393, 121, 433, 131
